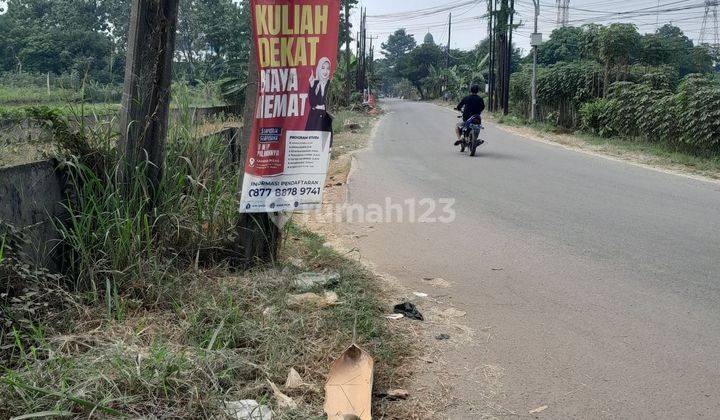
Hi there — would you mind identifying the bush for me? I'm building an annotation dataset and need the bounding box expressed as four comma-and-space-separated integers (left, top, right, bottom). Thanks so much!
579, 98, 609, 134
578, 75, 720, 154
675, 74, 720, 152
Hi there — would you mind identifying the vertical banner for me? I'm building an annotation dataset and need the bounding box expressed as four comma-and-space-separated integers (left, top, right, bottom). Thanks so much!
240, 0, 341, 213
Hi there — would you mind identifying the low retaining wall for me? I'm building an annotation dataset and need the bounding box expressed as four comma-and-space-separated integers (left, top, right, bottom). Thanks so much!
0, 159, 67, 269
0, 126, 242, 271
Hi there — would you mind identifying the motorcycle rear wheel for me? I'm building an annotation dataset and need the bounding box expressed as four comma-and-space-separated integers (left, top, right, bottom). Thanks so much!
469, 131, 479, 157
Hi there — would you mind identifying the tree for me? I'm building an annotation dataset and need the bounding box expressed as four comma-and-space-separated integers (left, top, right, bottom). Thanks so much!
537, 26, 584, 65
398, 42, 444, 98
0, 0, 113, 76
599, 23, 641, 93
381, 29, 417, 73
339, 0, 358, 51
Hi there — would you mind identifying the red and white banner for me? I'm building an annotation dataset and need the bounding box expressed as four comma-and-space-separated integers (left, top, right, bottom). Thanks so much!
240, 0, 340, 213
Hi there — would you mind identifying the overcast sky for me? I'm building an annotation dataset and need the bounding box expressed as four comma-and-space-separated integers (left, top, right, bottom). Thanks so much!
1, 0, 714, 56
353, 0, 717, 56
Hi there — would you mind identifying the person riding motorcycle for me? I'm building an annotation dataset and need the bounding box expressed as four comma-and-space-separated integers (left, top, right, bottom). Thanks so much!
454, 85, 485, 146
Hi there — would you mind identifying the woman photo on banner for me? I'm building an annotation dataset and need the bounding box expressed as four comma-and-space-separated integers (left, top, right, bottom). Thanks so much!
305, 56, 334, 133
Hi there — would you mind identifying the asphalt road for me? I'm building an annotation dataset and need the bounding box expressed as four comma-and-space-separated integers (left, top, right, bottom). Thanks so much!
343, 100, 720, 419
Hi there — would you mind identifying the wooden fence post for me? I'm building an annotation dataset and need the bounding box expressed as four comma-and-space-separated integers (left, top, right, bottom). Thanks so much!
235, 40, 280, 268
118, 0, 180, 198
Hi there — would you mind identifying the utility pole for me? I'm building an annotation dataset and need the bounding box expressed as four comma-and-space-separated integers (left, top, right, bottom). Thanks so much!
355, 31, 361, 91
345, 1, 351, 102
531, 0, 540, 121
368, 39, 375, 95
119, 0, 180, 200
503, 0, 514, 116
447, 12, 452, 68
488, 0, 495, 111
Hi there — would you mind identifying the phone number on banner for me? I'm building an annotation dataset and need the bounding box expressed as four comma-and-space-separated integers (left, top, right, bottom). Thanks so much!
247, 187, 322, 198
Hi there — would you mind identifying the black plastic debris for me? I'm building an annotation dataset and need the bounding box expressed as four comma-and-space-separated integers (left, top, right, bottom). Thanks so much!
435, 334, 450, 340
393, 302, 423, 321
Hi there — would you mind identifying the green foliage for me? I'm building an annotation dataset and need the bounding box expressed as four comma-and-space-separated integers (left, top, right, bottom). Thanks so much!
675, 75, 720, 151
381, 29, 417, 72
579, 98, 608, 134
398, 42, 445, 99
578, 76, 720, 154
175, 0, 251, 82
0, 0, 251, 85
511, 61, 604, 127
537, 26, 585, 65
391, 79, 418, 100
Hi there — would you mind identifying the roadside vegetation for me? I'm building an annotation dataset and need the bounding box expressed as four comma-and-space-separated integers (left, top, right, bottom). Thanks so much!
507, 24, 720, 162
0, 104, 410, 417
1, 0, 413, 417
373, 21, 720, 173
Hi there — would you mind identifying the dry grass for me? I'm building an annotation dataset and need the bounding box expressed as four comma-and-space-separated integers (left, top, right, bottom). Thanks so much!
1, 104, 418, 419
0, 223, 416, 418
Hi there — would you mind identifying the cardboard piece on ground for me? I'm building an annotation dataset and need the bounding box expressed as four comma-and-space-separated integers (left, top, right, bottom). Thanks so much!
268, 380, 297, 409
285, 367, 305, 389
324, 344, 374, 420
286, 291, 339, 308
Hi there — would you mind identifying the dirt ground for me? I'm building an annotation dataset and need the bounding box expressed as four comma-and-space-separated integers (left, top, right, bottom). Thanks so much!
295, 108, 499, 419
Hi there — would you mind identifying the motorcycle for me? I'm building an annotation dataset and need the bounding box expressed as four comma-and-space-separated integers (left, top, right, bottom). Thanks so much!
457, 114, 484, 157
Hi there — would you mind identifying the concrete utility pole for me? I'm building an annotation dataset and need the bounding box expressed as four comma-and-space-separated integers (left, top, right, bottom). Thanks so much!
447, 12, 452, 68
531, 0, 540, 121
503, 0, 514, 115
488, 0, 495, 111
345, 1, 351, 101
119, 0, 180, 199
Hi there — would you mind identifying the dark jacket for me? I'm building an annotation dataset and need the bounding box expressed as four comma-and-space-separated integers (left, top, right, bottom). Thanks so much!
456, 94, 485, 121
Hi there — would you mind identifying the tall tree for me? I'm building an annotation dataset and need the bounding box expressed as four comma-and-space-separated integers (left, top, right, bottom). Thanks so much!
381, 29, 417, 73
599, 23, 641, 93
537, 26, 584, 65
398, 42, 444, 98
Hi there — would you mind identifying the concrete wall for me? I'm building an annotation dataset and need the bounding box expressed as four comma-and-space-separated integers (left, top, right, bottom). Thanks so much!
0, 125, 242, 271
0, 159, 66, 269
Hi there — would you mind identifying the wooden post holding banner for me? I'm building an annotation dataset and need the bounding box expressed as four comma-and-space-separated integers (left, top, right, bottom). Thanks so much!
118, 0, 180, 198
237, 0, 341, 267
236, 42, 280, 267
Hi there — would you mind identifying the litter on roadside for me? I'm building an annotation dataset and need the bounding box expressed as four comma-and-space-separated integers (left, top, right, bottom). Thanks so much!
268, 380, 297, 409
529, 405, 548, 414
386, 313, 404, 320
393, 302, 424, 321
286, 291, 339, 308
380, 389, 410, 401
435, 334, 450, 341
284, 367, 305, 390
223, 400, 273, 420
325, 344, 374, 420
413, 292, 429, 298
293, 272, 340, 291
